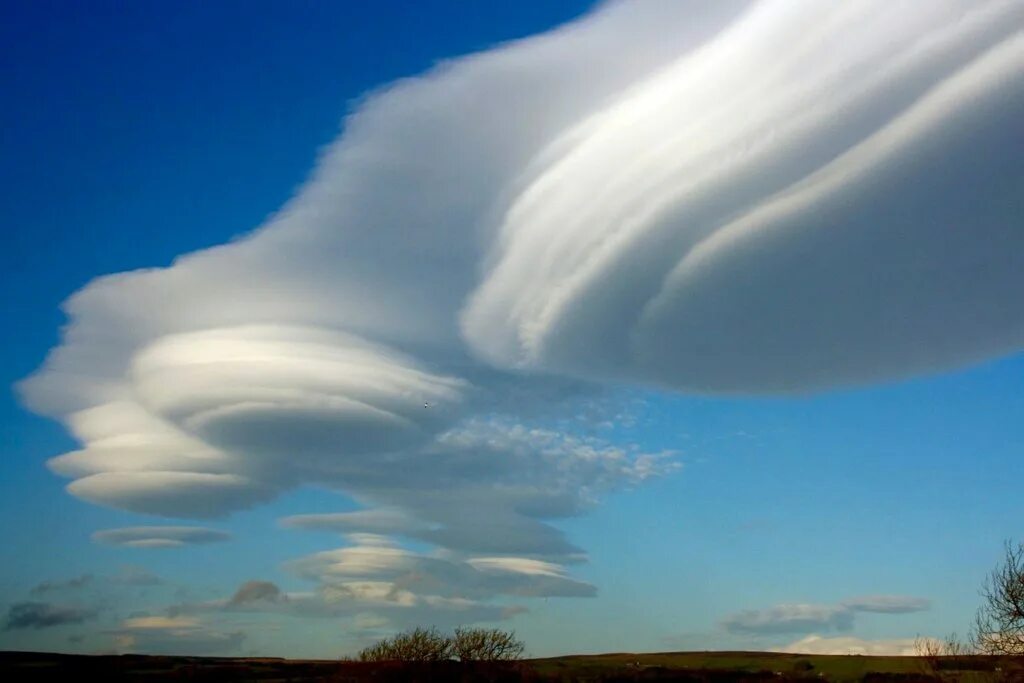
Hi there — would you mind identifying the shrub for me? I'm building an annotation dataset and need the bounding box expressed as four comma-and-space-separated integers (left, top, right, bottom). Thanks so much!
451, 627, 525, 662
357, 626, 453, 662
355, 626, 525, 663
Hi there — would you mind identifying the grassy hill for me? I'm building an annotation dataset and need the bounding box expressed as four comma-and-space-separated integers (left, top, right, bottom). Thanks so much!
2, 649, 1021, 681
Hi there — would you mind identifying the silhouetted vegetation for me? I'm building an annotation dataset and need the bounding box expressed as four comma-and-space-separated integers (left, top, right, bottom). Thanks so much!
357, 626, 453, 662
452, 627, 526, 661
972, 539, 1024, 655
3, 648, 1023, 681
356, 626, 524, 663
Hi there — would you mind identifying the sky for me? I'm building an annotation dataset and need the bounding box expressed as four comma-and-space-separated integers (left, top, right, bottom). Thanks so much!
1, 0, 1023, 659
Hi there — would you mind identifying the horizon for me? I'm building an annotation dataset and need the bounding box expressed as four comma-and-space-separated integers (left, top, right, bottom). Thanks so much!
2, 0, 1023, 661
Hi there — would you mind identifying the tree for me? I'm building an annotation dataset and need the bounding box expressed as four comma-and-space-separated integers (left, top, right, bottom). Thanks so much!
355, 626, 525, 663
357, 626, 453, 662
972, 540, 1024, 655
914, 633, 971, 677
451, 627, 525, 662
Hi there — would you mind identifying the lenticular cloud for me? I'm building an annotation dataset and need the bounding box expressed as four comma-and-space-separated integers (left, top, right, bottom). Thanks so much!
463, 0, 1024, 391
18, 0, 1024, 601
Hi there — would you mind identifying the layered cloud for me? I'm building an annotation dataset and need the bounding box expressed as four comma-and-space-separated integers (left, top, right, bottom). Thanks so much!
92, 527, 231, 549
16, 0, 1024, 630
172, 533, 591, 632
463, 0, 1024, 392
721, 595, 931, 635
287, 534, 595, 601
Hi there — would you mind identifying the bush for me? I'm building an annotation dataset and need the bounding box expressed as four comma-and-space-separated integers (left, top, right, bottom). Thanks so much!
357, 626, 453, 662
451, 627, 525, 662
356, 626, 525, 663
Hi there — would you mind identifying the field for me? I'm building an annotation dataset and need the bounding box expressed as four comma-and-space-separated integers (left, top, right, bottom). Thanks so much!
2, 650, 1022, 682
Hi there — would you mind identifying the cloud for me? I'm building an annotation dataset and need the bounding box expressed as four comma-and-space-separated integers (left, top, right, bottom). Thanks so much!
841, 595, 932, 614
30, 574, 94, 595
462, 1, 1024, 393
177, 581, 518, 633
281, 508, 432, 537
227, 581, 285, 607
721, 604, 854, 635
15, 0, 1024, 628
92, 526, 231, 548
287, 534, 596, 600
281, 419, 675, 559
174, 534, 588, 632
110, 615, 244, 655
3, 602, 98, 630
113, 566, 163, 586
774, 635, 924, 656
721, 594, 931, 635
122, 615, 200, 630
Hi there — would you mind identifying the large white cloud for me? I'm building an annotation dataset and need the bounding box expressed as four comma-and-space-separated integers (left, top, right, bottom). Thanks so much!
463, 0, 1024, 392
16, 0, 1024, 629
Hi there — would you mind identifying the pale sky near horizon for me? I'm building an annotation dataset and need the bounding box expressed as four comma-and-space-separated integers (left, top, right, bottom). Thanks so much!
2, 0, 1023, 659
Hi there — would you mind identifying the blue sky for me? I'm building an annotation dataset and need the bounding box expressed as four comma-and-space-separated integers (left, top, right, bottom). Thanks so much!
2, 0, 1023, 659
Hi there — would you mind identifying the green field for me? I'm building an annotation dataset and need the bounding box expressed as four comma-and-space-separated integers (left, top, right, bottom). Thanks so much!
2, 650, 1022, 681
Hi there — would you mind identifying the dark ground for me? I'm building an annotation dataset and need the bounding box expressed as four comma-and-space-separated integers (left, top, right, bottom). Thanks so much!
2, 650, 1022, 682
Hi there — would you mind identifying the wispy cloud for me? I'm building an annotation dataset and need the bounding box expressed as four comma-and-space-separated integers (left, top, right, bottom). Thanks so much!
112, 566, 163, 586
92, 526, 231, 549
840, 595, 932, 614
721, 603, 855, 636
721, 595, 931, 635
30, 575, 94, 596
3, 602, 98, 630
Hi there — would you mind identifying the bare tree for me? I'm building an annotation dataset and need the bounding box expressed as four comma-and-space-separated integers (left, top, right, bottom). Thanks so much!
914, 635, 943, 661
972, 540, 1024, 655
357, 626, 453, 662
451, 627, 525, 661
914, 632, 970, 676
